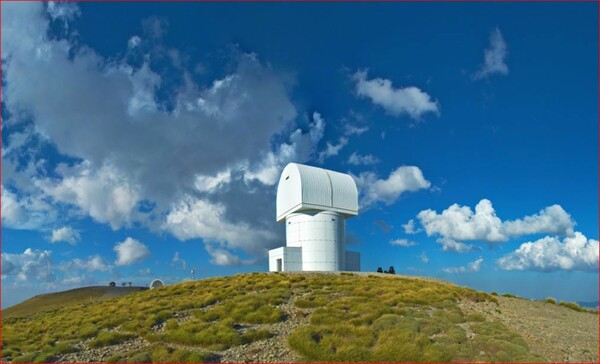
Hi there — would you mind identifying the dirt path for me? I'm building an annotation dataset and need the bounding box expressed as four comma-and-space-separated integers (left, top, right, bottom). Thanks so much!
460, 297, 598, 362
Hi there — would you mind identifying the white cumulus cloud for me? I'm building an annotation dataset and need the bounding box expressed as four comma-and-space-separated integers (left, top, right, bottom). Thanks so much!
353, 70, 439, 119
348, 152, 380, 166
318, 137, 348, 163
50, 226, 80, 245
436, 238, 481, 254
37, 162, 141, 230
443, 257, 483, 274
416, 199, 575, 250
244, 112, 325, 186
61, 255, 112, 272
355, 166, 431, 207
497, 232, 598, 272
473, 28, 508, 79
402, 219, 421, 235
1, 186, 57, 230
172, 252, 187, 270
1, 249, 55, 282
418, 199, 505, 243
114, 237, 151, 266
164, 196, 278, 265
390, 239, 417, 247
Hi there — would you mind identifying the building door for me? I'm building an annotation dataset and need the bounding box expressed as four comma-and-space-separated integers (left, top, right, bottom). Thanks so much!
276, 258, 282, 272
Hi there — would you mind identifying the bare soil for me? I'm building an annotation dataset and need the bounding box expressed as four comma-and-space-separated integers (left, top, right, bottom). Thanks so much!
459, 296, 598, 362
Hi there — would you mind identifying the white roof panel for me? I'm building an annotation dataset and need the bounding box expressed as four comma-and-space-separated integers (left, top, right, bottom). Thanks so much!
276, 163, 358, 221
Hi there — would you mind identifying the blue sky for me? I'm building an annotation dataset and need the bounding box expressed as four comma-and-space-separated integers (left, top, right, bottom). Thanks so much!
1, 2, 598, 309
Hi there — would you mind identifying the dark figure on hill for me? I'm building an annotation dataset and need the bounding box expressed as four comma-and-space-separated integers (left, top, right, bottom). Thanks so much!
109, 281, 116, 287
128, 282, 132, 287
377, 267, 383, 273
122, 282, 126, 287
388, 266, 396, 274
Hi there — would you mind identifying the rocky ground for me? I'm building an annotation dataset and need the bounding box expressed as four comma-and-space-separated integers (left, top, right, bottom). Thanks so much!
459, 296, 598, 362
57, 293, 312, 362
49, 287, 599, 362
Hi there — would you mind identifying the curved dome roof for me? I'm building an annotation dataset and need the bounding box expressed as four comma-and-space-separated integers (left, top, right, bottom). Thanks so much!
149, 279, 164, 289
276, 163, 358, 221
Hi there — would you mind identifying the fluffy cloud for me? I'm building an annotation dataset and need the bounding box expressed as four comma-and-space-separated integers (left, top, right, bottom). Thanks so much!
114, 237, 151, 266
353, 70, 439, 119
343, 124, 368, 136
46, 1, 80, 24
418, 199, 505, 243
402, 219, 420, 235
164, 196, 278, 257
1, 249, 55, 282
497, 232, 598, 272
355, 166, 431, 207
390, 239, 417, 247
348, 152, 379, 166
172, 252, 187, 270
205, 246, 242, 266
443, 257, 483, 274
502, 204, 574, 237
37, 163, 141, 230
244, 112, 325, 186
50, 226, 80, 245
417, 199, 575, 247
1, 186, 57, 230
419, 252, 429, 264
2, 2, 329, 264
436, 238, 481, 253
317, 137, 348, 163
473, 28, 508, 79
61, 255, 112, 272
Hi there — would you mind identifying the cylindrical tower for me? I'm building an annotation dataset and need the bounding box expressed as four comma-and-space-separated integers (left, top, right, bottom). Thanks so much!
286, 211, 345, 271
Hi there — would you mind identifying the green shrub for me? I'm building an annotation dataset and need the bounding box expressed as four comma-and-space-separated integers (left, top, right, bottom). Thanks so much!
242, 329, 273, 343
295, 296, 328, 309
88, 331, 135, 348
12, 352, 38, 363
466, 313, 486, 322
372, 314, 418, 333
106, 354, 122, 362
127, 352, 151, 362
545, 297, 557, 305
559, 301, 588, 313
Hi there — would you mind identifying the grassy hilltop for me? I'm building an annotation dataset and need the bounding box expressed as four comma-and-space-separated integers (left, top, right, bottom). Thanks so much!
3, 286, 148, 320
2, 272, 597, 362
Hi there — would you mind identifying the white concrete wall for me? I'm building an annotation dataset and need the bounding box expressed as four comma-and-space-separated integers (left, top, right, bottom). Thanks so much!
268, 246, 303, 272
283, 247, 303, 272
268, 247, 285, 272
286, 211, 345, 271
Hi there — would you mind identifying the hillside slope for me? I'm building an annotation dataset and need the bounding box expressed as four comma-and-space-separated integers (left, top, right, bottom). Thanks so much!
3, 286, 148, 319
2, 272, 597, 363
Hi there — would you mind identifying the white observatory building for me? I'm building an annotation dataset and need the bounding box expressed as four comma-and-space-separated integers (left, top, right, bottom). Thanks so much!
268, 163, 360, 272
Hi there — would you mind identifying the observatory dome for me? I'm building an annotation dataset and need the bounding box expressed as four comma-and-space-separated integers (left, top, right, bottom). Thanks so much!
269, 163, 361, 272
276, 163, 358, 222
149, 279, 164, 289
